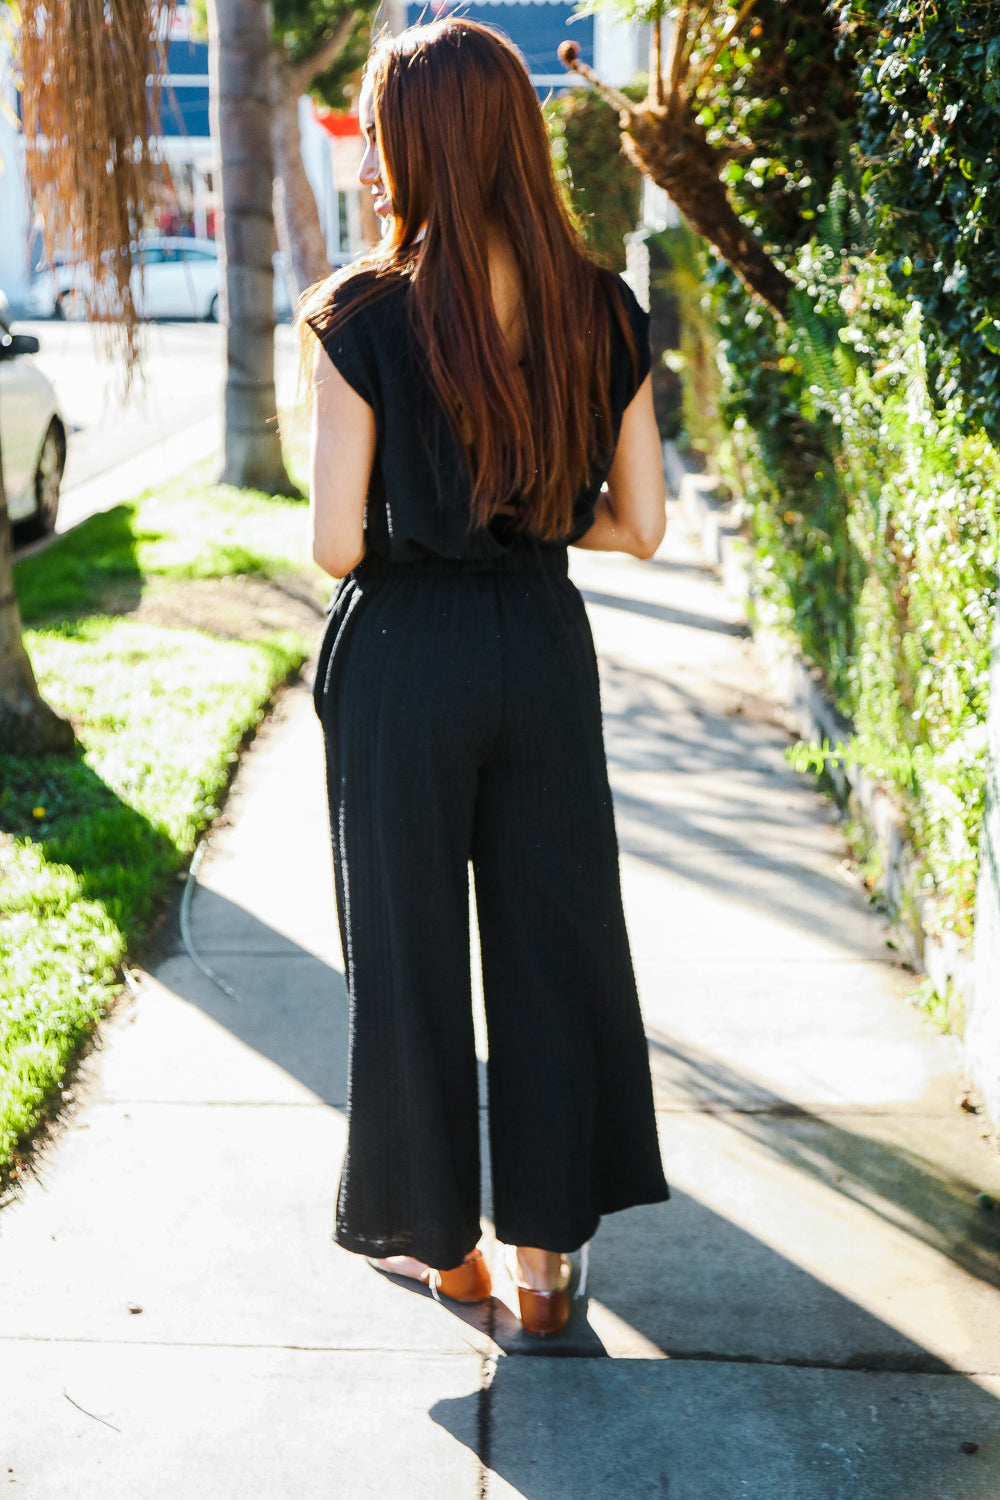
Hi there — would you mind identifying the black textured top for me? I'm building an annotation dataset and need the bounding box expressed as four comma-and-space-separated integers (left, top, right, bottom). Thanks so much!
309, 271, 651, 564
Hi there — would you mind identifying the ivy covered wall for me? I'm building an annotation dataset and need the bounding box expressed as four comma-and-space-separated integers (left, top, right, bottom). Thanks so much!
548, 0, 1000, 1108
652, 1, 1000, 1057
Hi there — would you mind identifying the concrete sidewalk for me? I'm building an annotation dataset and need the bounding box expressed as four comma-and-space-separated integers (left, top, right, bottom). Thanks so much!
3, 504, 1000, 1497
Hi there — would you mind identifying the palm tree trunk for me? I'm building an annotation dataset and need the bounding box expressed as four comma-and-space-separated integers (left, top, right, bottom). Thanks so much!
270, 50, 331, 304
623, 99, 793, 317
269, 11, 360, 304
559, 41, 794, 318
208, 0, 295, 494
0, 454, 74, 755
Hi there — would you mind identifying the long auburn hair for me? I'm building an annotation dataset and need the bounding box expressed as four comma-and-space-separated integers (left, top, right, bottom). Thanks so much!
299, 19, 633, 540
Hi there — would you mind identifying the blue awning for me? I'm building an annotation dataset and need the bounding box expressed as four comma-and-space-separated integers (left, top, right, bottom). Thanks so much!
151, 13, 589, 142
158, 38, 210, 139
404, 3, 592, 90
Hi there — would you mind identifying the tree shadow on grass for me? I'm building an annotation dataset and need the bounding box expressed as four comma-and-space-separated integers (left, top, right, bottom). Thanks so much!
13, 501, 145, 626
0, 746, 178, 1193
0, 749, 177, 941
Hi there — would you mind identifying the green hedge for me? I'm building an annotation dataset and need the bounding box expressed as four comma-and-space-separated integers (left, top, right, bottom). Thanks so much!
713, 244, 999, 939
659, 1, 1000, 946
849, 0, 1000, 441
544, 84, 643, 271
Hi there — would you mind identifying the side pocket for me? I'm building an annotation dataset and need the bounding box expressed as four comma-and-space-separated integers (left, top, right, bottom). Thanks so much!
313, 577, 363, 719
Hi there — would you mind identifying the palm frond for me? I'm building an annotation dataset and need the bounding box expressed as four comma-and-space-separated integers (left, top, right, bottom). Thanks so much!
18, 0, 176, 386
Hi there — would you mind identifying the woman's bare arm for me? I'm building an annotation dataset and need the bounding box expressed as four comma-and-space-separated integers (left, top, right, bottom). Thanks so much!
310, 342, 377, 578
573, 374, 666, 560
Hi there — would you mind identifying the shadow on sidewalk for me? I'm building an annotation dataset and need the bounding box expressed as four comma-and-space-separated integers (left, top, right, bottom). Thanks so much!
579, 586, 751, 638
429, 1347, 1000, 1499
152, 536, 1000, 1493
601, 653, 899, 959
164, 879, 1000, 1488
160, 883, 350, 1107
646, 1034, 1000, 1294
172, 876, 1000, 1302
174, 891, 1000, 1322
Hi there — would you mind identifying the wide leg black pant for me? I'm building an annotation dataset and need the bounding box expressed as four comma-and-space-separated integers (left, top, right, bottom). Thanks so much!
316, 547, 668, 1270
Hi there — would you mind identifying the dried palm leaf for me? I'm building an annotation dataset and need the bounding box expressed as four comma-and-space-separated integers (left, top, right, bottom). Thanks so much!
18, 0, 176, 386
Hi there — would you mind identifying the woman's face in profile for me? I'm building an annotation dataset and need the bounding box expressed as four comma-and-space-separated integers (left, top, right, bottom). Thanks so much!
358, 74, 391, 224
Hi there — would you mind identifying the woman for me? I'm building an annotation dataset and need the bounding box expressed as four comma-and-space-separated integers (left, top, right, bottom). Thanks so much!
299, 18, 669, 1339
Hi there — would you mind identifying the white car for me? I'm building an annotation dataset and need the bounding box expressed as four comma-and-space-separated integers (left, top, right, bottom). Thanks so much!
0, 294, 66, 537
46, 236, 292, 323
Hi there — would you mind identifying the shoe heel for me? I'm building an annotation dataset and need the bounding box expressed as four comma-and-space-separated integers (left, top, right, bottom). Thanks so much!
517, 1284, 570, 1338
433, 1251, 492, 1303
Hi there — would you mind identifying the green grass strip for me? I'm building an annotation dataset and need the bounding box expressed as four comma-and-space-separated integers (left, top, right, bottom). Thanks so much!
1, 470, 325, 1174
13, 474, 315, 626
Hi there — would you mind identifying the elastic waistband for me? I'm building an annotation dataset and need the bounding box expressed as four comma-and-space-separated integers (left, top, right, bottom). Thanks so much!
353, 543, 569, 581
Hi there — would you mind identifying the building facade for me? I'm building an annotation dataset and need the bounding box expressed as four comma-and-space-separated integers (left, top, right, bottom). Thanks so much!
0, 34, 33, 310
304, 1, 646, 265
0, 2, 648, 308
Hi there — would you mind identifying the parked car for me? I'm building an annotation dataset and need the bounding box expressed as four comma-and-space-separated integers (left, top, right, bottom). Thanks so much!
0, 294, 66, 537
41, 236, 293, 323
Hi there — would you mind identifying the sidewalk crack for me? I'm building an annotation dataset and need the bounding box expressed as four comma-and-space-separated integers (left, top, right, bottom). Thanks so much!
476, 1306, 497, 1499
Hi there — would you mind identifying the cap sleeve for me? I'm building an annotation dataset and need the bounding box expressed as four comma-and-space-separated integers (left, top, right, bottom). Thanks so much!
615, 275, 652, 405
307, 296, 379, 411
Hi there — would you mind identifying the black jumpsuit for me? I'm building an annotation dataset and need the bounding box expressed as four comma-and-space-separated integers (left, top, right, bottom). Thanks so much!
310, 273, 669, 1270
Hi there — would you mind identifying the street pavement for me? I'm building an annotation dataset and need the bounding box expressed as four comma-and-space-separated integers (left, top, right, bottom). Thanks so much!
16, 319, 300, 538
2, 502, 1000, 1497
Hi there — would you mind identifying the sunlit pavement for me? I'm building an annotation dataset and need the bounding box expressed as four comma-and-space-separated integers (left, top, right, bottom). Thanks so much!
2, 502, 999, 1497
15, 318, 300, 545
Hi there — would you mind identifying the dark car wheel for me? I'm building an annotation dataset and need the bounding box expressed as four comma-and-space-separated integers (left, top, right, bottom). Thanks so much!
22, 421, 65, 539
207, 293, 219, 323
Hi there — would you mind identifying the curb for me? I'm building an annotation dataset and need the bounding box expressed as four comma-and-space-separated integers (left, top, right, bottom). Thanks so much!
665, 441, 974, 1024
663, 444, 749, 606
